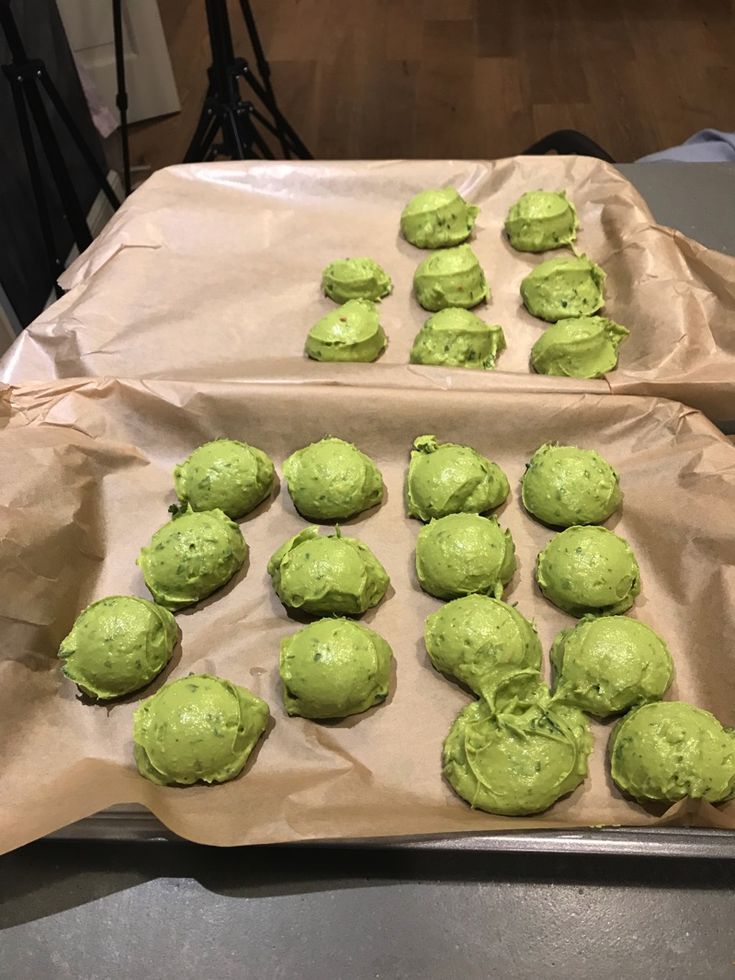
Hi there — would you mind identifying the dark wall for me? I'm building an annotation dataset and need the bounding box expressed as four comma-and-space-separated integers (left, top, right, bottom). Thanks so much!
0, 0, 106, 327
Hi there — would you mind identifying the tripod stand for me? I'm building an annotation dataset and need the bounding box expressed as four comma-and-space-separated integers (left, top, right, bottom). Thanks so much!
185, 0, 311, 163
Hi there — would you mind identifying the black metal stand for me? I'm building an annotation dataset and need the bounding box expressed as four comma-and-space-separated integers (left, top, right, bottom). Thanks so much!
185, 0, 311, 163
522, 130, 615, 162
112, 0, 131, 195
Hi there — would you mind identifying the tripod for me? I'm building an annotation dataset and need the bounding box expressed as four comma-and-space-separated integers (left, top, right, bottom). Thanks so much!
185, 0, 311, 162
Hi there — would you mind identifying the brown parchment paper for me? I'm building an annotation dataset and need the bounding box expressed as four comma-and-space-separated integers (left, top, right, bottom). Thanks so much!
1, 158, 733, 420
1, 377, 735, 856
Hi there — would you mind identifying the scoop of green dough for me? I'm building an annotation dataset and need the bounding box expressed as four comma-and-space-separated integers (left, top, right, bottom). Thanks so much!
268, 527, 389, 615
133, 673, 269, 786
425, 595, 541, 695
305, 299, 387, 362
521, 255, 605, 321
138, 507, 247, 611
284, 436, 383, 521
551, 615, 673, 717
58, 595, 177, 700
414, 245, 489, 312
407, 434, 509, 521
400, 187, 479, 249
531, 316, 629, 378
321, 257, 392, 304
415, 513, 516, 600
505, 190, 578, 252
409, 308, 506, 370
536, 525, 641, 617
522, 443, 622, 527
280, 618, 393, 719
174, 438, 275, 520
610, 701, 735, 803
443, 669, 592, 815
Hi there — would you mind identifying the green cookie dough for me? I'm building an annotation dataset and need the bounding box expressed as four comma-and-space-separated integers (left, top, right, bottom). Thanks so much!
280, 618, 393, 719
268, 527, 389, 616
283, 436, 383, 521
174, 438, 275, 520
321, 257, 392, 304
415, 513, 516, 600
400, 187, 479, 249
58, 595, 177, 700
536, 525, 641, 618
443, 668, 592, 815
521, 443, 622, 527
551, 615, 673, 717
138, 507, 247, 611
505, 190, 578, 252
305, 299, 387, 362
521, 255, 605, 321
610, 701, 735, 804
531, 316, 629, 378
424, 594, 541, 695
133, 673, 269, 786
406, 434, 509, 521
409, 308, 506, 370
414, 245, 489, 312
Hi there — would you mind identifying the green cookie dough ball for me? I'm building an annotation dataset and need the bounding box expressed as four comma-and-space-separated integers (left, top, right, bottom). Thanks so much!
424, 594, 541, 695
443, 669, 592, 815
531, 316, 629, 378
305, 299, 387, 362
505, 190, 578, 253
138, 508, 247, 611
321, 257, 392, 304
414, 245, 489, 312
133, 673, 269, 786
280, 618, 393, 719
521, 255, 605, 321
536, 525, 641, 618
58, 595, 177, 700
173, 438, 275, 520
406, 434, 509, 521
400, 187, 479, 249
409, 308, 506, 370
610, 701, 735, 804
415, 513, 516, 600
283, 436, 383, 521
268, 527, 389, 616
551, 615, 673, 717
521, 443, 622, 528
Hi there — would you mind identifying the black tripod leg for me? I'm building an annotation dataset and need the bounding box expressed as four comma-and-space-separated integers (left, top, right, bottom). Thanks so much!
184, 103, 220, 162
237, 0, 290, 157
224, 105, 248, 158
112, 0, 131, 195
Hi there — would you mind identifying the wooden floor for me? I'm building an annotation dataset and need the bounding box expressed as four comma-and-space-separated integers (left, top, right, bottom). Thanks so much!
129, 0, 735, 169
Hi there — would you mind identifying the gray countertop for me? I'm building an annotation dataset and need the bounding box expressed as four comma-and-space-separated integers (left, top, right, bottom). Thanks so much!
2, 163, 734, 980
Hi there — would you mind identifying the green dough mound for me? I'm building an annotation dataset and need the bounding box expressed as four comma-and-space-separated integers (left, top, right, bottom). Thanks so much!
268, 527, 389, 616
531, 316, 629, 378
400, 187, 479, 249
551, 615, 673, 717
415, 513, 516, 600
505, 190, 578, 253
133, 673, 269, 786
521, 255, 605, 322
414, 245, 489, 312
443, 669, 592, 815
425, 594, 541, 695
174, 438, 275, 520
610, 701, 735, 804
321, 257, 392, 304
409, 308, 506, 370
305, 299, 387, 362
58, 595, 177, 700
138, 507, 247, 611
280, 618, 393, 719
283, 436, 384, 521
407, 434, 509, 521
521, 443, 622, 527
536, 525, 641, 618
